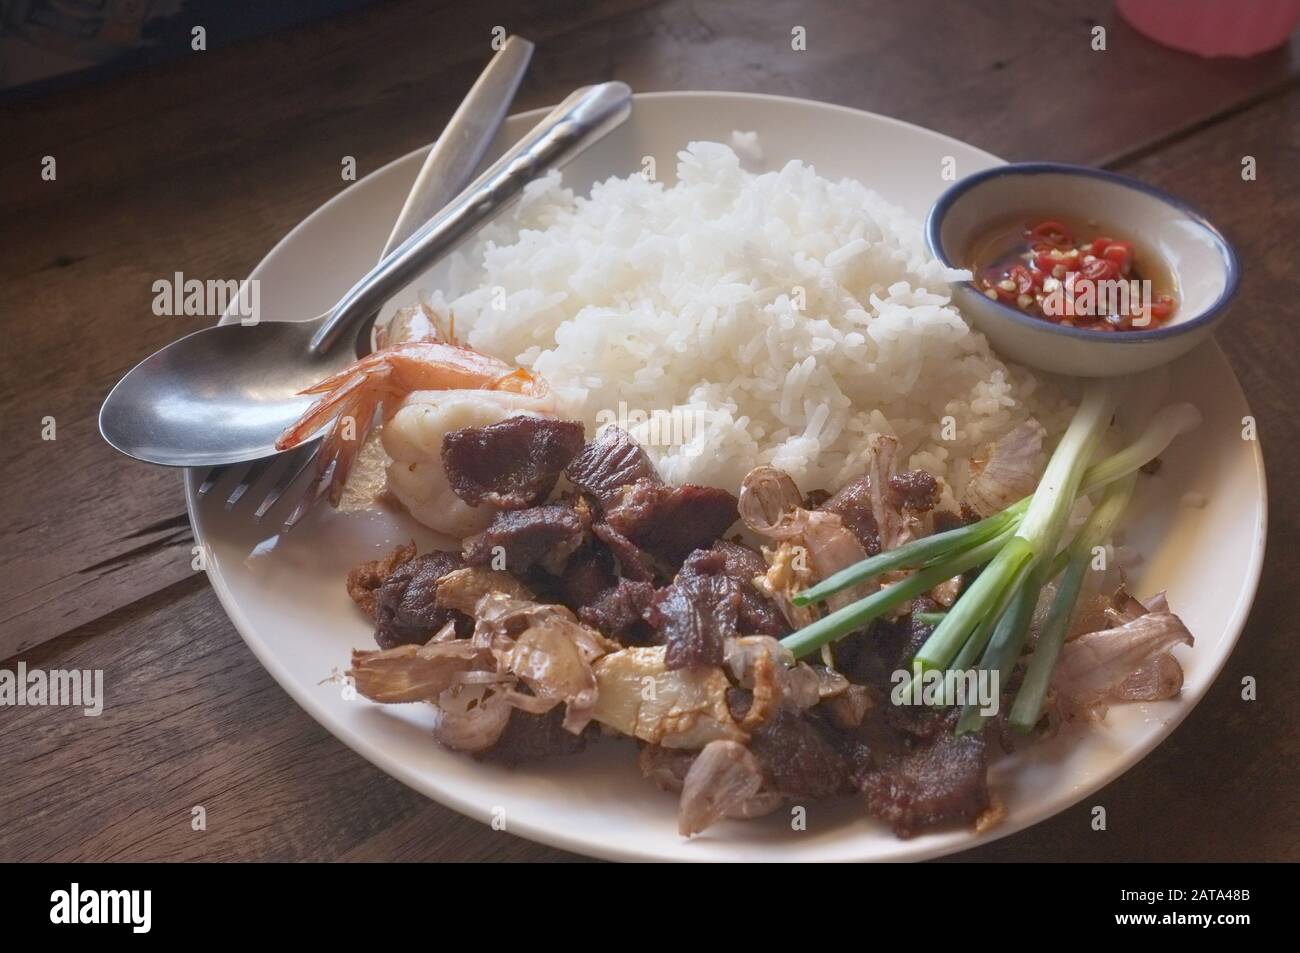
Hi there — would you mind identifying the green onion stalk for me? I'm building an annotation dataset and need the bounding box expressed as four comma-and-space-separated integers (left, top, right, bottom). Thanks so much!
779, 383, 1200, 732
913, 611, 948, 627
791, 500, 1029, 607
910, 381, 1118, 680
953, 566, 1043, 734
1005, 473, 1137, 732
901, 547, 1034, 705
779, 528, 1014, 659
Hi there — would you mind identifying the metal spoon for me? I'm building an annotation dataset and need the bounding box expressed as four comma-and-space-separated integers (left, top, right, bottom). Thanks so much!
192, 35, 534, 522
100, 80, 632, 468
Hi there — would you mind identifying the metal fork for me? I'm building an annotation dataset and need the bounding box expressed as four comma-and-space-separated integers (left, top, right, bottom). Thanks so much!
196, 37, 535, 528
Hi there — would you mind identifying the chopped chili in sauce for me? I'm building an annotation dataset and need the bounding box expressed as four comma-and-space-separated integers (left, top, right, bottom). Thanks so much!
971, 218, 1177, 331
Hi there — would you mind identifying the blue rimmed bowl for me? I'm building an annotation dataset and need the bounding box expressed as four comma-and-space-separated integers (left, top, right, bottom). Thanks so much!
925, 162, 1240, 377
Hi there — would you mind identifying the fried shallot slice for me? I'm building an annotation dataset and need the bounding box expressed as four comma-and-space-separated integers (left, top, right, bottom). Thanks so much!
348, 632, 491, 704
1051, 608, 1193, 721
678, 740, 767, 836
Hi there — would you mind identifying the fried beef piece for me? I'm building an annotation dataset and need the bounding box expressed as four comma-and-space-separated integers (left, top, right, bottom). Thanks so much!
565, 426, 660, 508
568, 427, 736, 566
820, 474, 881, 555
887, 469, 941, 512
347, 542, 416, 621
579, 578, 657, 643
887, 600, 939, 671
476, 707, 593, 768
820, 468, 940, 555
551, 544, 617, 612
554, 526, 659, 642
647, 569, 742, 669
747, 706, 850, 799
605, 478, 739, 564
827, 726, 875, 788
373, 551, 473, 649
591, 521, 657, 582
462, 504, 585, 575
678, 547, 726, 577
682, 541, 789, 637
858, 726, 990, 838
442, 416, 585, 509
834, 601, 937, 695
932, 507, 977, 535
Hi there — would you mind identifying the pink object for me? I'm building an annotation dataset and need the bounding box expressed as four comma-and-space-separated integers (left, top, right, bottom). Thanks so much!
1117, 0, 1300, 57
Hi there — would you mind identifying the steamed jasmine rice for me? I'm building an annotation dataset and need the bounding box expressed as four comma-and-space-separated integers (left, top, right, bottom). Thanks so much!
422, 140, 1062, 498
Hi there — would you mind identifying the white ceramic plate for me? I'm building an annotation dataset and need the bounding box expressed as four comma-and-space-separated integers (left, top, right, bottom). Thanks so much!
186, 92, 1266, 862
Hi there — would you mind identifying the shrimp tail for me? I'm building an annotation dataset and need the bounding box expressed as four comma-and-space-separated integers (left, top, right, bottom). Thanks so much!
319, 405, 379, 506
278, 365, 387, 506
276, 370, 374, 451
275, 340, 550, 520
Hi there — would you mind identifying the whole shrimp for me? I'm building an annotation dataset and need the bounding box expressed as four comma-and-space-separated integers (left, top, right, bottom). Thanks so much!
277, 339, 555, 535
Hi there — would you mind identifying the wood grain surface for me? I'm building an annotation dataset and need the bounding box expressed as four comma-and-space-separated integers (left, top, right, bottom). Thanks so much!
1, 0, 1296, 861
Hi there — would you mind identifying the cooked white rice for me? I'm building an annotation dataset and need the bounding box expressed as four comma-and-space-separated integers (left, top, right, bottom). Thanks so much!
422, 141, 1062, 497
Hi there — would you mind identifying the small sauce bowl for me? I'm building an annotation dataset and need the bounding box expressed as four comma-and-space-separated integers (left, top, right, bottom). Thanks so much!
925, 162, 1239, 377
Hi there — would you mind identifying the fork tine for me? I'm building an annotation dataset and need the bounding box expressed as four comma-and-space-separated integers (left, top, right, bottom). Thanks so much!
282, 457, 335, 531
224, 456, 276, 510
198, 466, 226, 496
254, 444, 320, 523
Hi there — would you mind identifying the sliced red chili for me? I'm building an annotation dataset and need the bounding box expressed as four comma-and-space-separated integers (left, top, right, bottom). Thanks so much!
976, 220, 1175, 329
1007, 264, 1035, 295
1150, 293, 1175, 320
1080, 257, 1119, 281
1027, 220, 1074, 249
1101, 242, 1133, 273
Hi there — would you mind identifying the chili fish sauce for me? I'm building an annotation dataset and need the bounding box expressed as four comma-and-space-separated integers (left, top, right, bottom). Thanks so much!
969, 216, 1178, 331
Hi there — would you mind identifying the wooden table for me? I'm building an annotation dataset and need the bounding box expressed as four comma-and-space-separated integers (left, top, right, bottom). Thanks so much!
2, 0, 1296, 862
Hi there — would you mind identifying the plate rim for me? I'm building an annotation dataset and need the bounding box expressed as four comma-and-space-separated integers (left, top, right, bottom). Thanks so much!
185, 90, 1268, 862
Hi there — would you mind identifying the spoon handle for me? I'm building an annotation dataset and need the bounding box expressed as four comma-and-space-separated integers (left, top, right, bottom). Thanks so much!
309, 81, 633, 354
